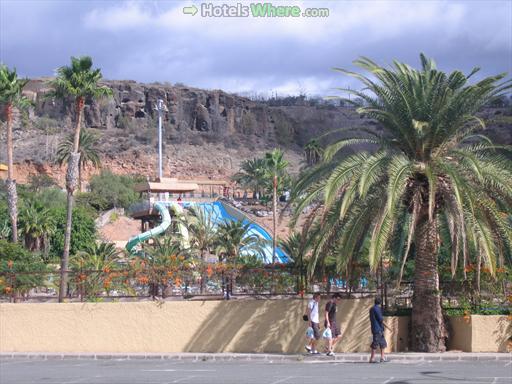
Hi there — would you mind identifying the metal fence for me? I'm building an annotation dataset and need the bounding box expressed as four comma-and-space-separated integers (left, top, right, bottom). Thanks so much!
0, 265, 376, 302
1, 267, 509, 312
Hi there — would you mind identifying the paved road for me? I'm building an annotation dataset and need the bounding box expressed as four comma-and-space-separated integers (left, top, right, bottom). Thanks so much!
1, 358, 511, 384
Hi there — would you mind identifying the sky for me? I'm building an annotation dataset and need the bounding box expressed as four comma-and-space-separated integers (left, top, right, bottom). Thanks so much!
0, 0, 511, 97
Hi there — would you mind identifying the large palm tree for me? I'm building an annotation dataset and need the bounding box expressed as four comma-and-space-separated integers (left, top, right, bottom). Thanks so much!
264, 149, 289, 265
47, 56, 112, 302
291, 54, 512, 352
56, 129, 101, 192
0, 65, 30, 243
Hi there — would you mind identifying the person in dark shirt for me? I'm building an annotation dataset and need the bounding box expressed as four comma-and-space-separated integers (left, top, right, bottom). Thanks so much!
369, 297, 388, 363
324, 293, 342, 356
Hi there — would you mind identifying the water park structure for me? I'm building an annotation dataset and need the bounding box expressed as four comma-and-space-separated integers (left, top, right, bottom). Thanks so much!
125, 177, 290, 264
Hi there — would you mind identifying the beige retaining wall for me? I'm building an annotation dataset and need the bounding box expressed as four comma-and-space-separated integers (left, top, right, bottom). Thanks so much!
448, 315, 512, 352
0, 299, 406, 354
2, 301, 508, 353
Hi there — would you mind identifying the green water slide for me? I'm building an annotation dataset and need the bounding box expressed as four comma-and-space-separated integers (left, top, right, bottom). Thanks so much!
125, 202, 171, 253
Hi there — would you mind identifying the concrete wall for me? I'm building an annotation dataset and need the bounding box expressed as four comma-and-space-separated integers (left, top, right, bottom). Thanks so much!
0, 299, 406, 354
448, 315, 512, 353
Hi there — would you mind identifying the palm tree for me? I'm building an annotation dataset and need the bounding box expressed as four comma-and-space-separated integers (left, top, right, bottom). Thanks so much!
232, 158, 267, 198
70, 242, 120, 299
291, 54, 512, 352
264, 149, 289, 265
304, 139, 323, 167
185, 206, 217, 293
0, 65, 30, 243
56, 129, 101, 192
279, 231, 307, 292
145, 236, 186, 297
47, 56, 112, 302
215, 220, 264, 298
18, 200, 56, 258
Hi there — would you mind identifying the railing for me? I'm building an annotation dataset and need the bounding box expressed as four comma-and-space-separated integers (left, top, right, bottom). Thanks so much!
2, 267, 508, 313
0, 266, 376, 302
385, 280, 511, 315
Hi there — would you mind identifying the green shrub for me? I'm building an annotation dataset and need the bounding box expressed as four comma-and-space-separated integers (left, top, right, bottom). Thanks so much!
28, 174, 58, 192
88, 171, 141, 210
49, 207, 96, 259
75, 191, 109, 213
0, 240, 48, 297
35, 188, 67, 210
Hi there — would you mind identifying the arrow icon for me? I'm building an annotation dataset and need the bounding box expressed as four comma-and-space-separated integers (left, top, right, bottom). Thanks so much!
183, 5, 198, 16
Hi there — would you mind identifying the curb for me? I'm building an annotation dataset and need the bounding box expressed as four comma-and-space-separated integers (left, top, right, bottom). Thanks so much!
1, 352, 510, 363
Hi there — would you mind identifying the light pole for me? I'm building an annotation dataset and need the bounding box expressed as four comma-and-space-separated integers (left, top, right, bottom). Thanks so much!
155, 99, 166, 180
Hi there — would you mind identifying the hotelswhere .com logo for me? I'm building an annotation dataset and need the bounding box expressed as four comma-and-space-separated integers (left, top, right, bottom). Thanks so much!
183, 3, 330, 18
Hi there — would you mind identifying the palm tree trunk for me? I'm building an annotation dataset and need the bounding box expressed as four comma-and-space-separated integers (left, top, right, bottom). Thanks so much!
272, 175, 277, 264
5, 103, 18, 243
411, 210, 446, 352
78, 165, 82, 193
200, 249, 205, 294
59, 97, 83, 303
272, 175, 278, 293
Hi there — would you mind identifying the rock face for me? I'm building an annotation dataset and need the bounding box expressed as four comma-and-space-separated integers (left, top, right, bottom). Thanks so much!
1, 78, 511, 185
18, 79, 368, 146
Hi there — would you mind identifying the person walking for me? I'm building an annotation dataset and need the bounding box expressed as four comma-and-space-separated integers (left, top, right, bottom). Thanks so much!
369, 297, 389, 363
324, 293, 342, 356
305, 292, 321, 354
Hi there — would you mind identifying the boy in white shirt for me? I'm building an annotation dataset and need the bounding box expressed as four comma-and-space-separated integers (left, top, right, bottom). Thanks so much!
305, 292, 321, 354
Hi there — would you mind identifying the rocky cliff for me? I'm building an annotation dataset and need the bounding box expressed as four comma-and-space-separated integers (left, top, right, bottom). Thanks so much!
1, 79, 511, 185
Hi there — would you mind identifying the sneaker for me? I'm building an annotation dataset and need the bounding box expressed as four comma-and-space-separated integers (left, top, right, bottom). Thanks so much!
305, 345, 312, 353
326, 351, 335, 357
380, 358, 389, 363
369, 360, 378, 363
311, 350, 320, 355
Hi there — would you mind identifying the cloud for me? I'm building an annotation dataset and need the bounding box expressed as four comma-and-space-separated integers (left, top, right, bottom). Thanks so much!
1, 0, 510, 96
83, 1, 153, 31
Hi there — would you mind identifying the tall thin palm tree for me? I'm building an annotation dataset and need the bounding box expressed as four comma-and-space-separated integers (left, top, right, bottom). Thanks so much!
47, 56, 112, 302
0, 65, 30, 243
56, 129, 101, 192
264, 149, 289, 265
291, 54, 511, 352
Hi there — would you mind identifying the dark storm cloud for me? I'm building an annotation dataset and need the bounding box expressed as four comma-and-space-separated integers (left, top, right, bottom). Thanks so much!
1, 0, 510, 96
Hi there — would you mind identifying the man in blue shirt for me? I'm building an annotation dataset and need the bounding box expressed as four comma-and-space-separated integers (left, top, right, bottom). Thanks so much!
369, 297, 388, 363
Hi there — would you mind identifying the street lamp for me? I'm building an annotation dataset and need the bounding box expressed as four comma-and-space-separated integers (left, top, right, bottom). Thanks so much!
154, 99, 168, 180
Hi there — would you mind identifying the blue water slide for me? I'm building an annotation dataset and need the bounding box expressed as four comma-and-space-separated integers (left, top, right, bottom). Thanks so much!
194, 201, 290, 264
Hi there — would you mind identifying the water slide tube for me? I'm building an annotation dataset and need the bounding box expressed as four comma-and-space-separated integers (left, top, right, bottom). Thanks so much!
169, 202, 190, 248
125, 202, 171, 253
126, 202, 191, 254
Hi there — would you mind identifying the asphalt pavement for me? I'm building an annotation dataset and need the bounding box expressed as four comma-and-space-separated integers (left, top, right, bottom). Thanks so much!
1, 355, 511, 384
